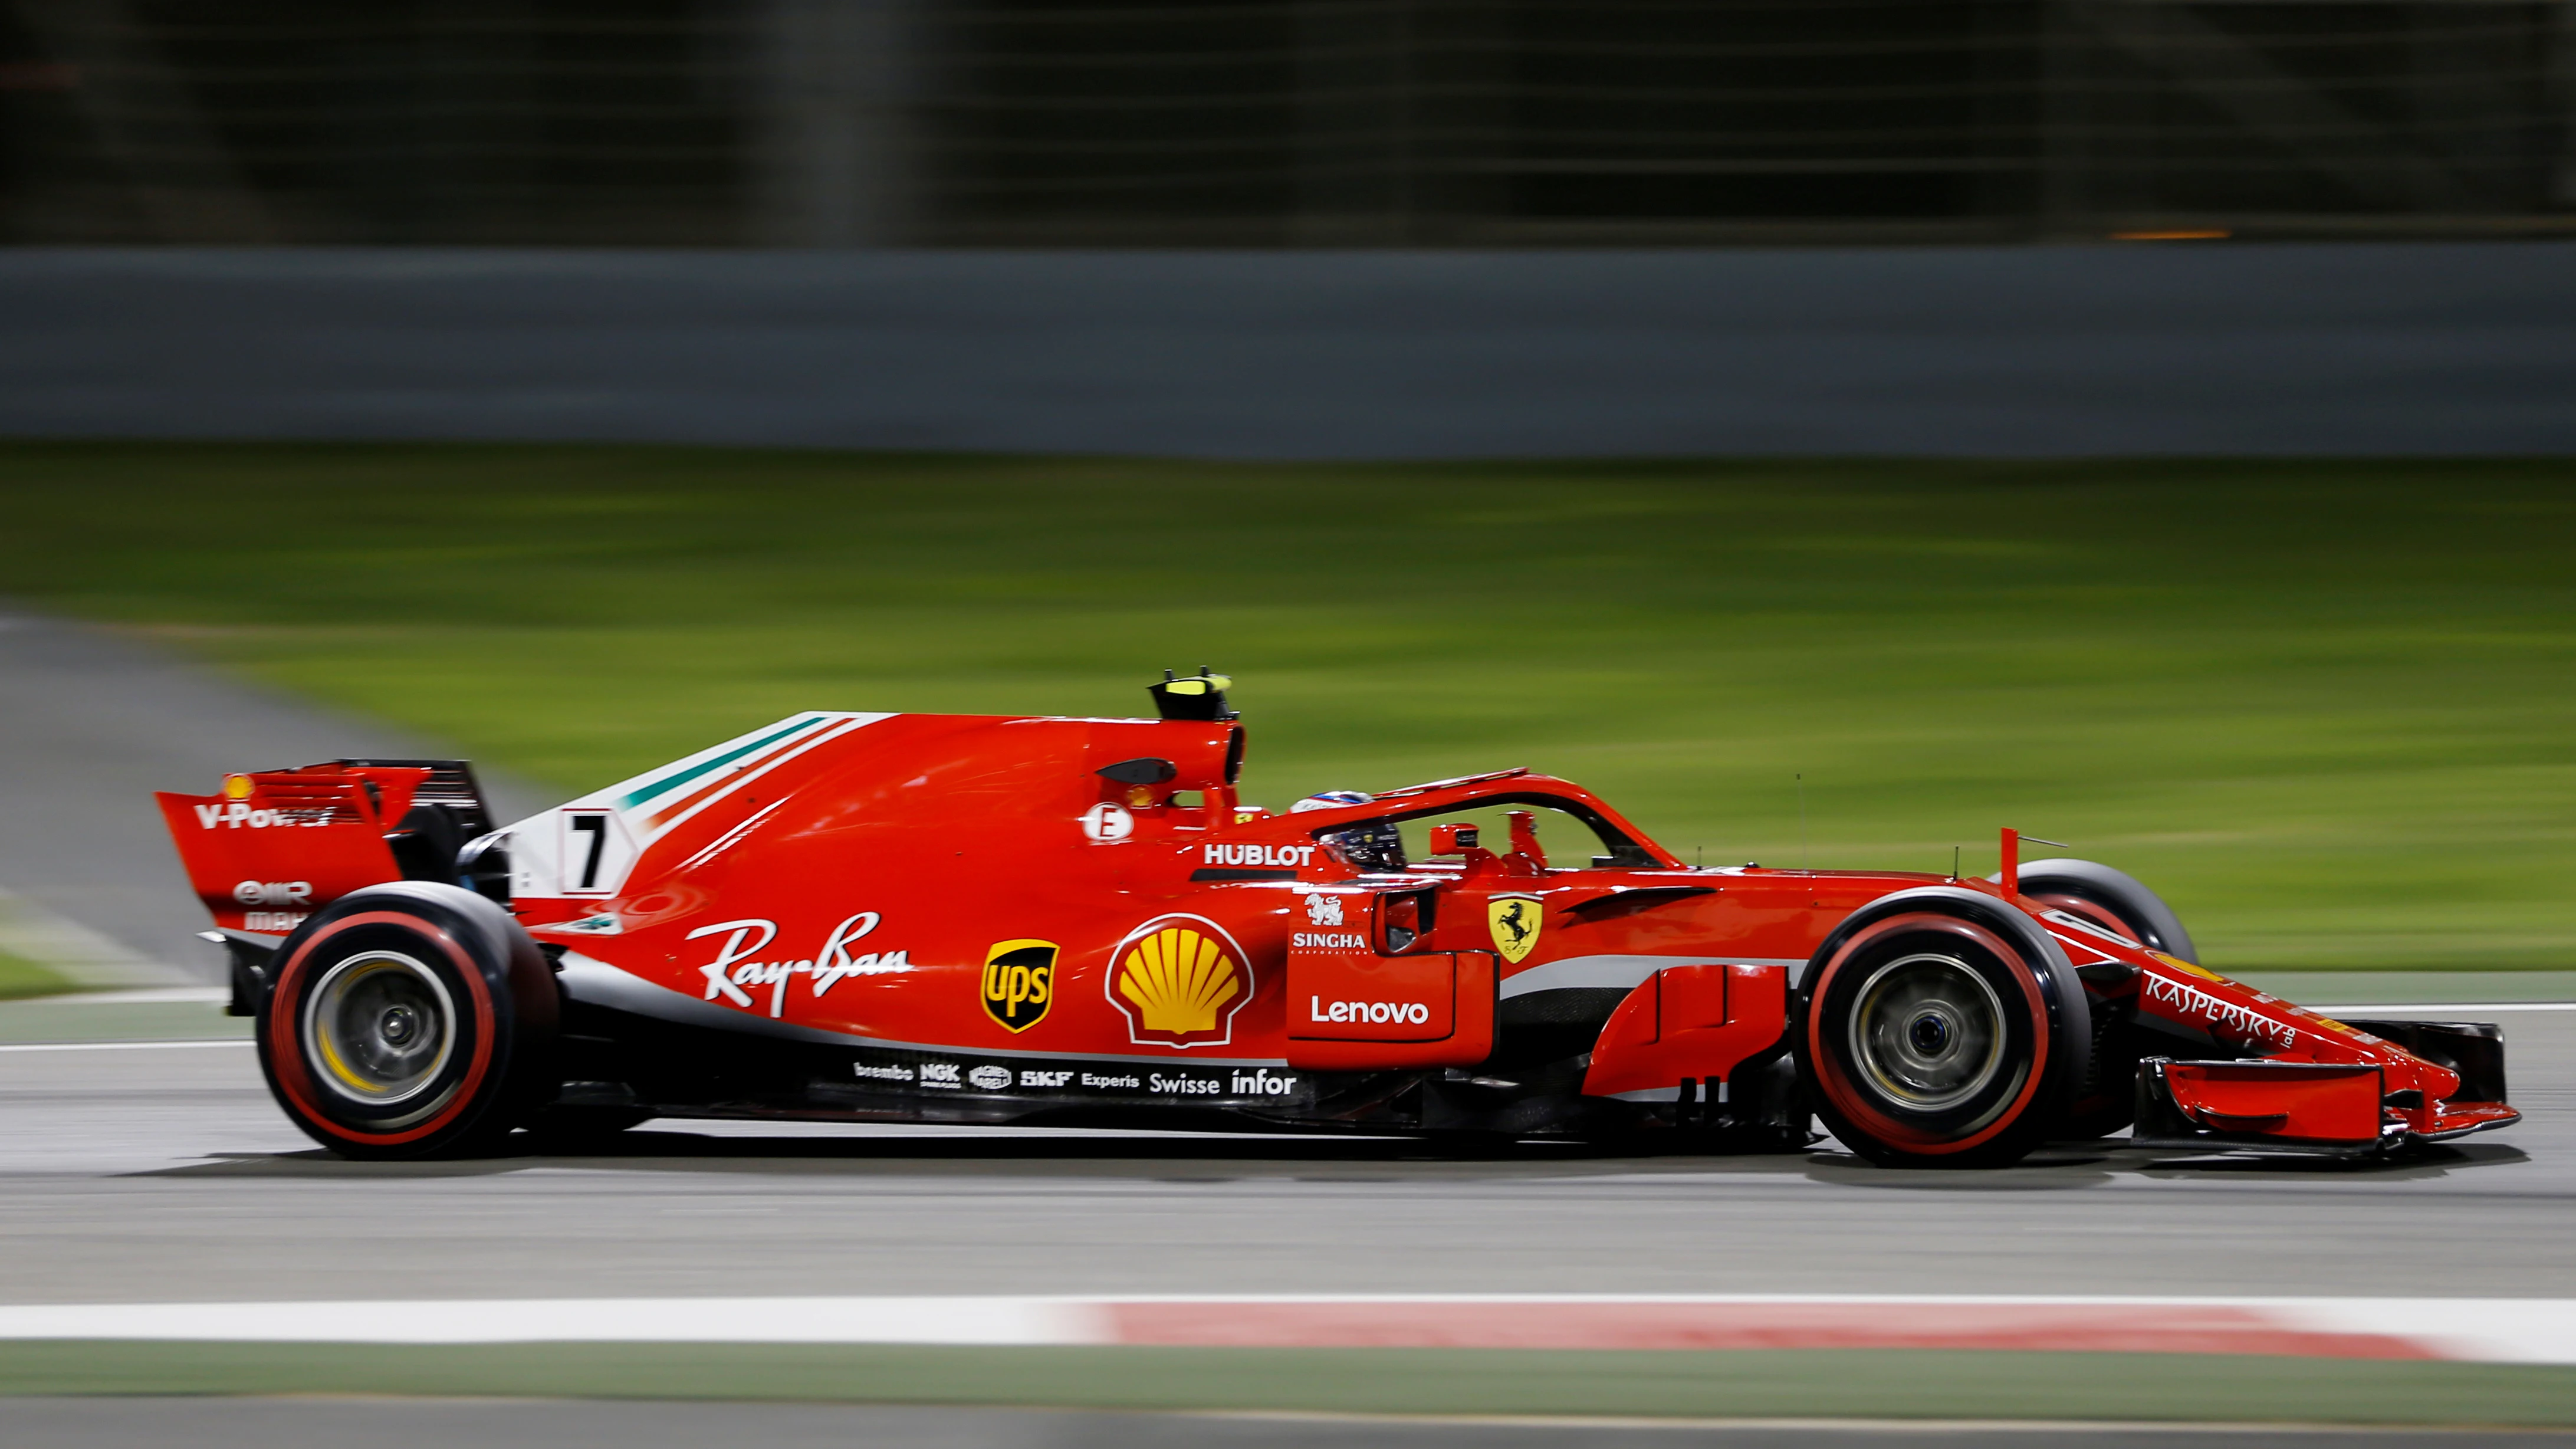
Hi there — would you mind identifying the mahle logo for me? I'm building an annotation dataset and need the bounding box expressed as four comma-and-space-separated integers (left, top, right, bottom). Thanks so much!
981, 939, 1057, 1033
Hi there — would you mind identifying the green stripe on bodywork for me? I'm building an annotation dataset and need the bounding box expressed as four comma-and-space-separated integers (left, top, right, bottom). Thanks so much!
620, 715, 826, 809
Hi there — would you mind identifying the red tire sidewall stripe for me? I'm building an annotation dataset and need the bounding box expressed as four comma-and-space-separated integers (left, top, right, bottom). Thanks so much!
268, 910, 499, 1147
1807, 912, 2051, 1156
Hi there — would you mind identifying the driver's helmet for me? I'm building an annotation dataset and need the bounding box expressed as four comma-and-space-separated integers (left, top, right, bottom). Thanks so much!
1290, 789, 1374, 814
1322, 819, 1406, 874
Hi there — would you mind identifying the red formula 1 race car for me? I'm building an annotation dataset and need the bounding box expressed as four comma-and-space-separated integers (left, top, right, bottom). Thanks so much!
158, 673, 2520, 1165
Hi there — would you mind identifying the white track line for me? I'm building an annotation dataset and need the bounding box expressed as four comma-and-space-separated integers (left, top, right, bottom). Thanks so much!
22, 987, 230, 1005
0, 1038, 249, 1053
2, 1294, 2574, 1363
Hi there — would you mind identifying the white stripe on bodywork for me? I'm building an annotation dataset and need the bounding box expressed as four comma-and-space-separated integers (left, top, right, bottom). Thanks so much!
639, 714, 884, 845
1500, 954, 1805, 1000
502, 711, 895, 901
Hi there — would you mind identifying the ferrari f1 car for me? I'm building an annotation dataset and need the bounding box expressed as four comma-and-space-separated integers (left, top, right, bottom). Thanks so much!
157, 672, 2520, 1165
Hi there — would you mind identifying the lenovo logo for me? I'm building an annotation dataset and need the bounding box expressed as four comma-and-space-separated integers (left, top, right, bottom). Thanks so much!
1307, 995, 1432, 1026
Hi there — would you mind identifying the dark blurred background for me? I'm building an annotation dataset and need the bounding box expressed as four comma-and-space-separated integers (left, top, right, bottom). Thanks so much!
5, 0, 2571, 249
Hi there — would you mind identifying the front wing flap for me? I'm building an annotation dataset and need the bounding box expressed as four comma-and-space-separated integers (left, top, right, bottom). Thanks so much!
2134, 1052, 2521, 1156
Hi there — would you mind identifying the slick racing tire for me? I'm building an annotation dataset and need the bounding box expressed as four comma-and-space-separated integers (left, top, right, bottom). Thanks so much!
2007, 857, 2198, 965
2007, 858, 2198, 1139
257, 882, 559, 1160
1798, 911, 2081, 1168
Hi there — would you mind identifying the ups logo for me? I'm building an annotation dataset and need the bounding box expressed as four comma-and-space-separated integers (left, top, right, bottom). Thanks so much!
981, 939, 1057, 1033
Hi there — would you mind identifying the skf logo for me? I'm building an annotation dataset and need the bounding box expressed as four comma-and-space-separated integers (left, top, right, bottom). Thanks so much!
981, 939, 1057, 1033
1489, 895, 1543, 964
1108, 914, 1251, 1049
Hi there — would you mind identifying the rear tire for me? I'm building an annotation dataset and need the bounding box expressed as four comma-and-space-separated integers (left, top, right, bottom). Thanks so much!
257, 882, 558, 1159
1798, 911, 2079, 1168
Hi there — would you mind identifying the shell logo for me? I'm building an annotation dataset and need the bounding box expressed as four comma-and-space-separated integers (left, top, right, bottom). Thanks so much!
1107, 914, 1251, 1049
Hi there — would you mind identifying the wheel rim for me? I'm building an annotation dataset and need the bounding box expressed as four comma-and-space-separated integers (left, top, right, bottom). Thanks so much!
303, 950, 456, 1106
1848, 952, 2007, 1112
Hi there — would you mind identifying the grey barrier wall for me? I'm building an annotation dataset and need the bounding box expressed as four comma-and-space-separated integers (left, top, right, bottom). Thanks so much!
2, 245, 2570, 458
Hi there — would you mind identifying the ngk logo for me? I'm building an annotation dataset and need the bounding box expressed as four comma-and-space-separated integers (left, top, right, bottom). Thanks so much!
232, 880, 313, 906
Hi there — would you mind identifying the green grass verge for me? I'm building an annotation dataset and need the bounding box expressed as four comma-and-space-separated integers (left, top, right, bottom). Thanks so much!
0, 944, 77, 1002
4, 443, 2573, 971
5, 1343, 2576, 1425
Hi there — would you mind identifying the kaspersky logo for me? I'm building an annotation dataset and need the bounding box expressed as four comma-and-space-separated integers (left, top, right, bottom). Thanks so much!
981, 939, 1057, 1033
1107, 914, 1251, 1049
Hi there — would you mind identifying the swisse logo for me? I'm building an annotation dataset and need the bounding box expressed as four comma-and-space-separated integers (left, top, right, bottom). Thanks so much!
1307, 995, 1432, 1026
967, 1064, 1013, 1090
193, 802, 330, 830
1203, 844, 1316, 868
1292, 931, 1366, 950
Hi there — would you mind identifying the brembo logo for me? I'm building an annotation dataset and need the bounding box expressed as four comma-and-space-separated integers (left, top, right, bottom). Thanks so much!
691, 914, 910, 1019
1306, 996, 1433, 1026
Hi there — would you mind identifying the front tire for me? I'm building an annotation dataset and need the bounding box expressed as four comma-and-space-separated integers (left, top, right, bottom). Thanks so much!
2010, 858, 2199, 1138
2010, 857, 2197, 964
257, 882, 558, 1159
1798, 911, 2079, 1168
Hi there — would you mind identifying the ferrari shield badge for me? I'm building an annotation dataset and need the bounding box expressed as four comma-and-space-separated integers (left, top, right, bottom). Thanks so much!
1487, 895, 1543, 964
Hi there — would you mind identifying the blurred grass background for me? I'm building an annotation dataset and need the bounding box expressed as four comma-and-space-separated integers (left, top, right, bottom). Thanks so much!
0, 945, 74, 1001
1, 442, 2568, 972
9, 1341, 2576, 1424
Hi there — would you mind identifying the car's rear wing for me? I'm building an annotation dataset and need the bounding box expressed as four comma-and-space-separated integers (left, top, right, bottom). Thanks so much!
155, 758, 494, 937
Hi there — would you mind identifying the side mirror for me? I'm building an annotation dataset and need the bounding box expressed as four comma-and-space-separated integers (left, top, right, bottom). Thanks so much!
1428, 823, 1479, 855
